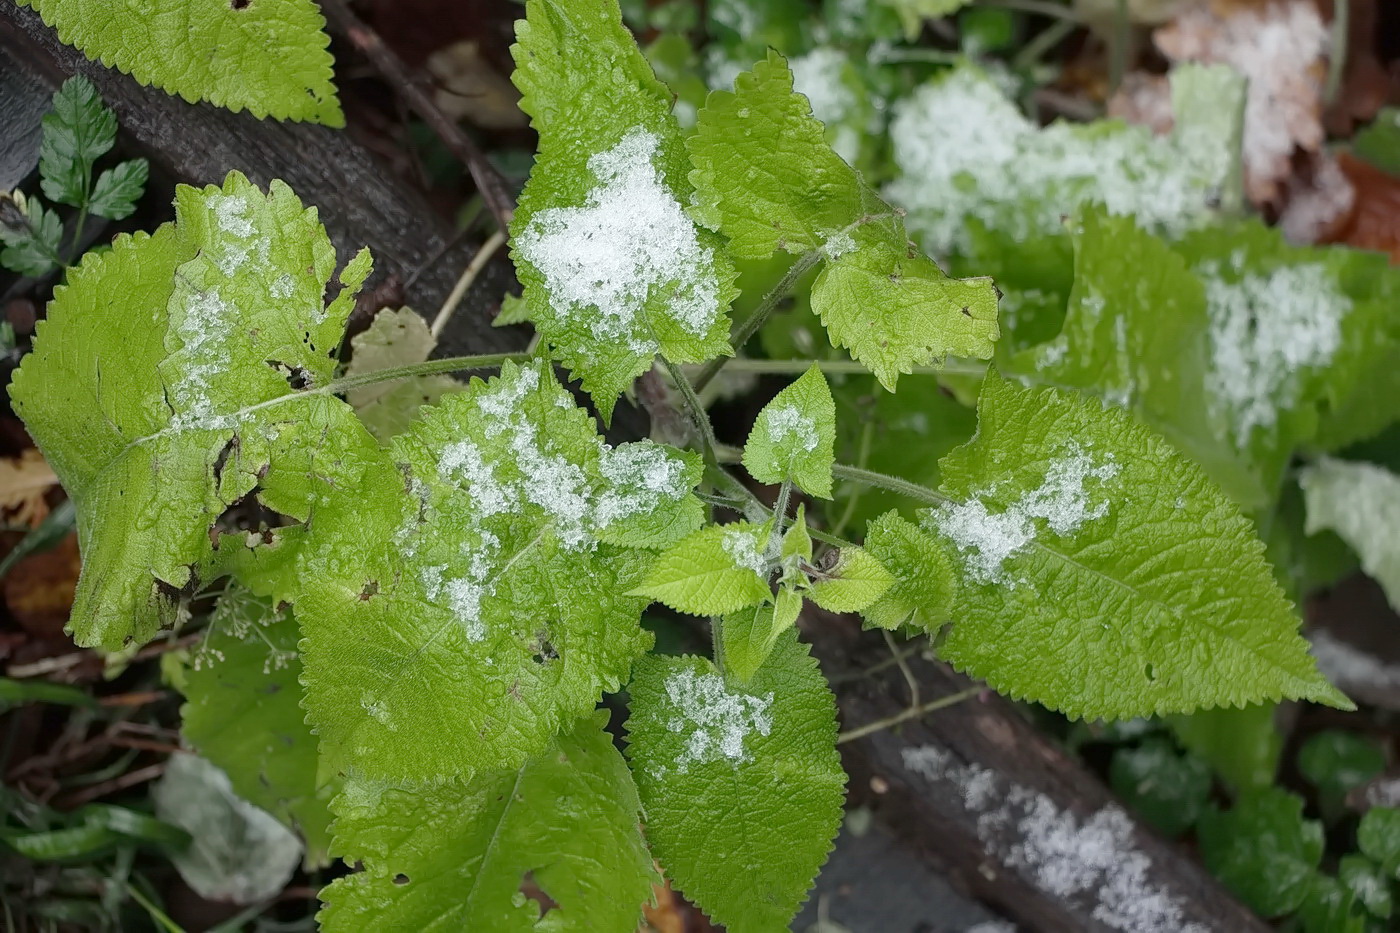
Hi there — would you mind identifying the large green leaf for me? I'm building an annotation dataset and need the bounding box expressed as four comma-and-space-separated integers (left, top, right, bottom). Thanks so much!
9, 172, 373, 649
296, 361, 700, 779
688, 51, 999, 389
181, 588, 335, 867
321, 711, 656, 933
625, 630, 844, 933
920, 372, 1348, 718
510, 0, 736, 420
19, 0, 342, 125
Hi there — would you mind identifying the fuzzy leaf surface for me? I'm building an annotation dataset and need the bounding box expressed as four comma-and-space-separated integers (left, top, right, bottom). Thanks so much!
626, 631, 845, 933
1300, 457, 1400, 613
510, 0, 735, 420
321, 711, 655, 933
920, 372, 1347, 719
181, 588, 335, 867
807, 546, 893, 613
742, 364, 836, 497
297, 361, 698, 779
859, 511, 956, 631
9, 172, 373, 649
19, 0, 342, 124
632, 521, 773, 616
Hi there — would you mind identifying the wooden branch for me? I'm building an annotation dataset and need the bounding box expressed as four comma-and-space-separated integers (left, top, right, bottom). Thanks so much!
0, 1, 519, 360
805, 613, 1272, 933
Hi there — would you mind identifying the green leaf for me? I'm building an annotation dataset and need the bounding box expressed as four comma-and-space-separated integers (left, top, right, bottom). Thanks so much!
742, 364, 836, 497
38, 76, 115, 208
180, 588, 336, 867
1353, 108, 1400, 176
625, 631, 845, 932
297, 361, 696, 779
321, 711, 656, 933
1359, 808, 1400, 878
687, 52, 998, 389
9, 172, 374, 649
920, 371, 1348, 719
811, 223, 999, 391
808, 546, 893, 613
0, 194, 62, 277
1297, 730, 1386, 815
688, 50, 866, 259
152, 753, 303, 905
1108, 738, 1210, 837
721, 587, 802, 682
86, 159, 149, 221
509, 0, 736, 421
859, 511, 956, 631
1339, 854, 1392, 918
632, 521, 774, 616
1169, 702, 1281, 794
1301, 457, 1400, 613
781, 507, 813, 562
1297, 875, 1367, 933
493, 292, 533, 327
1197, 788, 1323, 917
19, 0, 342, 125
344, 308, 462, 442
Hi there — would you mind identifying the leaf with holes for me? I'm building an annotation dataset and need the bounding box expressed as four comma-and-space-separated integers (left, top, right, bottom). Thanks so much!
296, 361, 700, 779
320, 711, 656, 933
9, 171, 374, 649
509, 0, 736, 421
625, 631, 845, 933
20, 0, 342, 125
181, 587, 336, 867
917, 371, 1348, 719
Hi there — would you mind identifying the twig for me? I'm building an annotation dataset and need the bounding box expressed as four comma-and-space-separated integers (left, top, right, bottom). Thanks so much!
713, 357, 988, 378
883, 630, 920, 709
1326, 0, 1349, 105
98, 691, 170, 708
431, 228, 509, 339
837, 686, 982, 744
57, 762, 166, 808
976, 0, 1081, 22
319, 0, 517, 230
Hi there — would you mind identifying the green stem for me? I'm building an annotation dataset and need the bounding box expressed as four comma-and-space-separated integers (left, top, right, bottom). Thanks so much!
325, 351, 531, 394
695, 249, 823, 391
808, 526, 857, 550
663, 356, 720, 461
772, 478, 793, 534
718, 357, 988, 378
1013, 16, 1079, 72
830, 462, 951, 506
976, 0, 1081, 22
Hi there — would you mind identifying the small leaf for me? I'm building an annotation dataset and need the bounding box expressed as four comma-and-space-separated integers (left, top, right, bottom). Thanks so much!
632, 521, 773, 616
625, 631, 845, 933
20, 0, 343, 125
1359, 807, 1400, 878
782, 505, 813, 562
921, 371, 1348, 719
1301, 457, 1400, 613
321, 711, 656, 933
742, 364, 836, 497
1296, 875, 1367, 933
859, 510, 956, 631
181, 588, 336, 867
344, 308, 461, 442
1197, 788, 1323, 917
808, 546, 893, 613
152, 753, 303, 906
0, 196, 62, 277
87, 159, 149, 220
722, 587, 802, 681
38, 75, 116, 208
1297, 730, 1386, 815
1339, 855, 1392, 918
1108, 738, 1210, 838
1169, 702, 1281, 794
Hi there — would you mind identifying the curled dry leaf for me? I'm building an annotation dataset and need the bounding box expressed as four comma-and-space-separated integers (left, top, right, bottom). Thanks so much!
1325, 152, 1400, 263
0, 448, 58, 527
1153, 0, 1330, 204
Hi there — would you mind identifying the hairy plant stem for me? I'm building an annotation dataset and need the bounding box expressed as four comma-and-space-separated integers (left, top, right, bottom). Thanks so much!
976, 0, 1081, 23
694, 249, 823, 392
663, 357, 720, 460
717, 357, 989, 378
324, 351, 533, 395
829, 462, 952, 507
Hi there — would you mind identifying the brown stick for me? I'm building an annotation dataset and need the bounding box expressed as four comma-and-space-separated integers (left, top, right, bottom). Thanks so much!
318, 0, 518, 231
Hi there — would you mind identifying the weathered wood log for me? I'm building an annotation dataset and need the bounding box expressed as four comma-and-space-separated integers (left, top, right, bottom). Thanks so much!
806, 613, 1272, 933
0, 1, 519, 360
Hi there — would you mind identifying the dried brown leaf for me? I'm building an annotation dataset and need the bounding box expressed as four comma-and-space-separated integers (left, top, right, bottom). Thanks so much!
0, 448, 58, 527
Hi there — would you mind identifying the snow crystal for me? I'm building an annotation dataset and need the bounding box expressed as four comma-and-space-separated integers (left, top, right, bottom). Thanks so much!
212, 193, 254, 238
821, 228, 856, 260
593, 442, 687, 528
271, 273, 295, 300
901, 745, 1207, 933
514, 128, 722, 354
168, 289, 236, 430
763, 403, 820, 454
722, 525, 771, 577
1200, 258, 1349, 445
886, 68, 1225, 254
438, 440, 514, 517
928, 441, 1120, 583
361, 693, 395, 729
664, 667, 773, 772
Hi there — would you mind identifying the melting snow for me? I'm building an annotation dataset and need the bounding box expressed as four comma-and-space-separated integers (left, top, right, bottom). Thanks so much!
1200, 257, 1349, 445
763, 403, 820, 454
664, 667, 773, 772
515, 128, 723, 355
722, 525, 771, 577
886, 68, 1226, 254
902, 745, 1207, 933
928, 441, 1120, 583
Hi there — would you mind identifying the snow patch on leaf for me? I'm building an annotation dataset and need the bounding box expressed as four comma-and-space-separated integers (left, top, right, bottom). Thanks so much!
515, 128, 723, 355
663, 667, 773, 773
